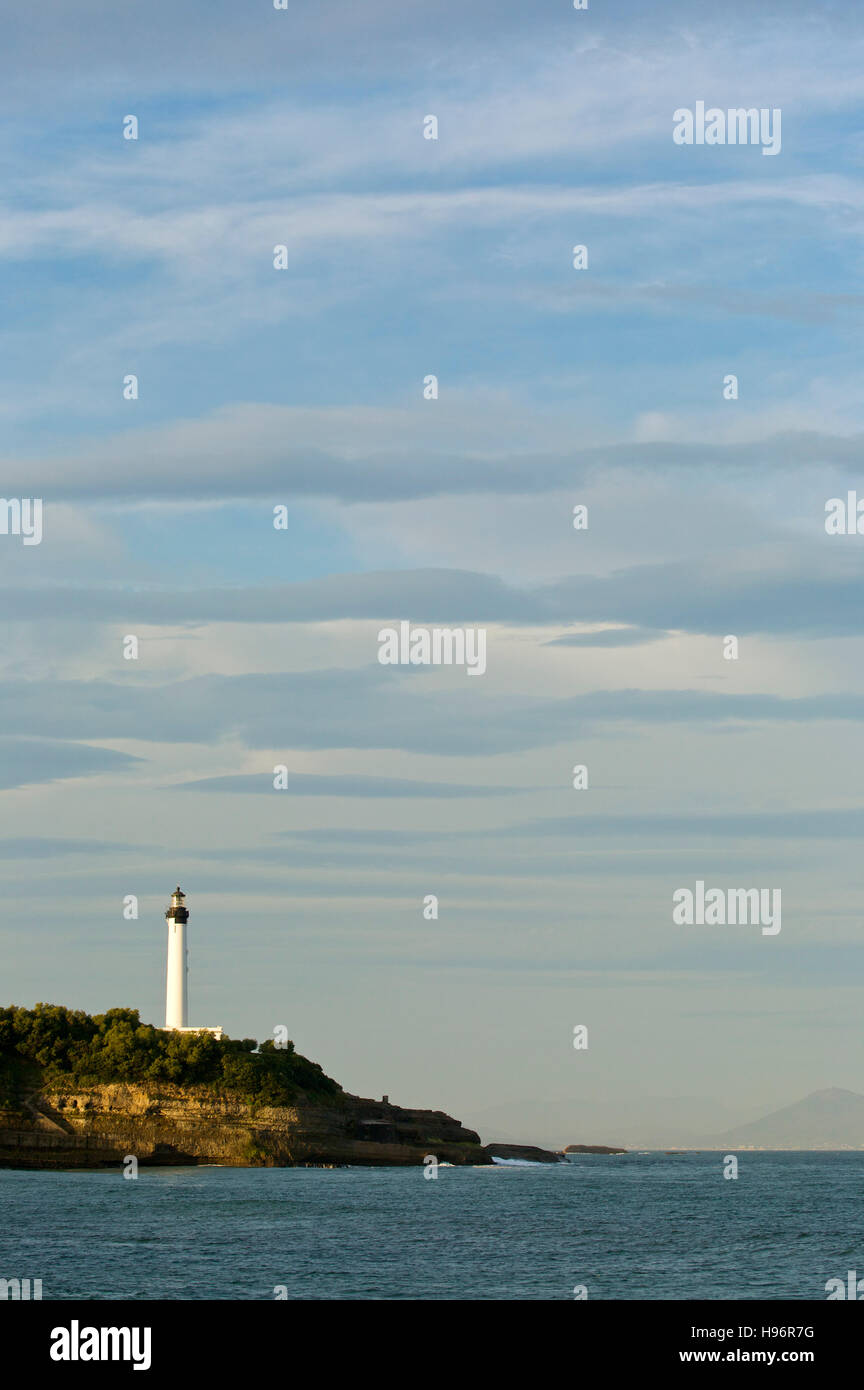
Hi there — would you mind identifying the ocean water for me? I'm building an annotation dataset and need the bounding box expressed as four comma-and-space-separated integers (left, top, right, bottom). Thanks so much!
1, 1151, 861, 1300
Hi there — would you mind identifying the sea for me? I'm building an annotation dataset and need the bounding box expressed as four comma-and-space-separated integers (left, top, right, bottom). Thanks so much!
1, 1151, 860, 1300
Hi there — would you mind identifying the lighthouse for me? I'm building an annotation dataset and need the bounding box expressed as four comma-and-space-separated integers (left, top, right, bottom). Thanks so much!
164, 886, 189, 1029
163, 886, 223, 1038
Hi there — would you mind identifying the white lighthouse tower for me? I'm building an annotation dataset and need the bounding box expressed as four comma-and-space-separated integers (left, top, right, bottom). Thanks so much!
164, 886, 189, 1029
163, 886, 223, 1038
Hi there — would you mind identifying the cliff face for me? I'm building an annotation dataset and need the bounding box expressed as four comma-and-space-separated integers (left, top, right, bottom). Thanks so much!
0, 1081, 486, 1169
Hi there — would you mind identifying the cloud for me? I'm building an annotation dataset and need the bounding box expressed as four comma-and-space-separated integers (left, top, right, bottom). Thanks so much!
0, 837, 143, 858
175, 771, 520, 797
3, 543, 863, 639
545, 627, 668, 648
0, 737, 141, 790
496, 807, 864, 841
2, 674, 864, 757
4, 406, 863, 503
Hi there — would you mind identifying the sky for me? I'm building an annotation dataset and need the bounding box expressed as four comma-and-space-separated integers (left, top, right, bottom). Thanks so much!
3, 0, 864, 1148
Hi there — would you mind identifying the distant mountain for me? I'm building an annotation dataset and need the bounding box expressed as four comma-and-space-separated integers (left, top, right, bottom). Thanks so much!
471, 1092, 755, 1151
711, 1089, 864, 1149
471, 1089, 864, 1151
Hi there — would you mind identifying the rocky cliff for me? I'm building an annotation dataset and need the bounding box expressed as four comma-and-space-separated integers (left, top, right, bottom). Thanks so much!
0, 1081, 487, 1169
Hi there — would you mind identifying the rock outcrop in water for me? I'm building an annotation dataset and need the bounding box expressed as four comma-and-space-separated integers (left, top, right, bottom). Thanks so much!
485, 1143, 564, 1164
563, 1143, 627, 1155
0, 1080, 487, 1169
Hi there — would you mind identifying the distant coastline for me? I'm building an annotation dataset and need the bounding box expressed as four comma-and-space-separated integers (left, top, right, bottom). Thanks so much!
6, 1005, 859, 1169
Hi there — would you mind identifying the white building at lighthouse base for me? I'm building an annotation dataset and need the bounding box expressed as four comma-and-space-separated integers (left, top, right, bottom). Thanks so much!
162, 1025, 225, 1039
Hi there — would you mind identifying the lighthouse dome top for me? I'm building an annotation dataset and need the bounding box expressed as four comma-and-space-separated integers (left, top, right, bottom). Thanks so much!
165, 886, 189, 922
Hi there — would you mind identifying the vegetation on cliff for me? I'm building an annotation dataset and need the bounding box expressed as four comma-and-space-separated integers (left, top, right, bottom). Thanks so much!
0, 1004, 342, 1106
